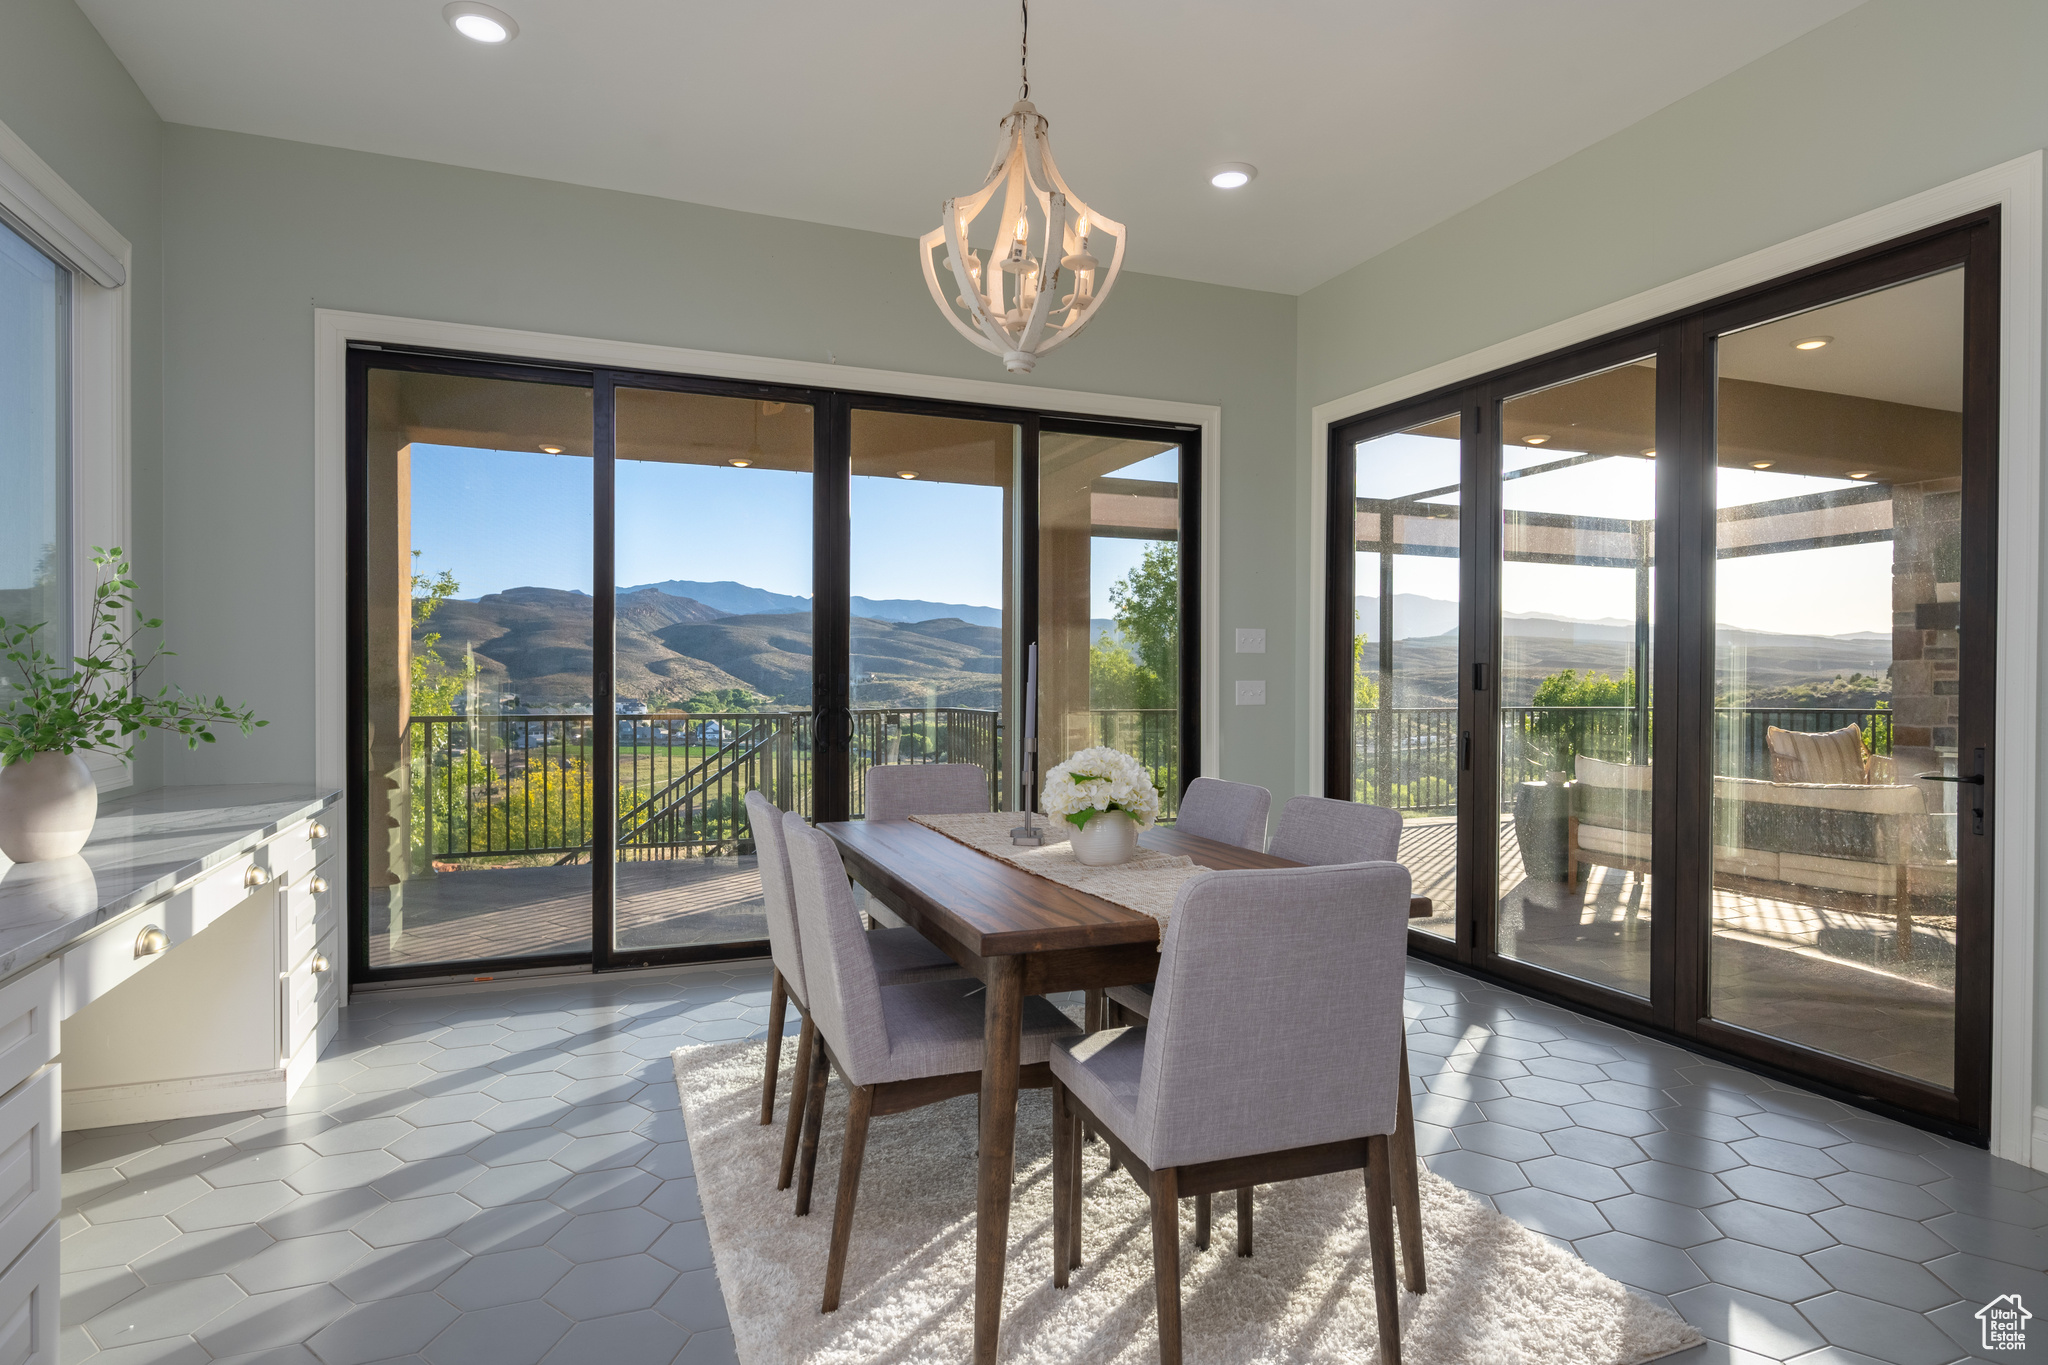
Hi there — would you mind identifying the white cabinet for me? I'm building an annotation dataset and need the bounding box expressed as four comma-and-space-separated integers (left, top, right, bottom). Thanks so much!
56, 810, 342, 1130
0, 1222, 57, 1365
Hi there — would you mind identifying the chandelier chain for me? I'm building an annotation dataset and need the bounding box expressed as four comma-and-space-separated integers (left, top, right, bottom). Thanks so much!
1019, 0, 1029, 101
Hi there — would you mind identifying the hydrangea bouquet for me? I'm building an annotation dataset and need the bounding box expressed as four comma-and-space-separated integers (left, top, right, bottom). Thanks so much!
1040, 745, 1162, 830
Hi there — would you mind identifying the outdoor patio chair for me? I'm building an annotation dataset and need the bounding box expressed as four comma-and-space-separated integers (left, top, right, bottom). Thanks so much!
781, 812, 1081, 1311
1050, 861, 1415, 1365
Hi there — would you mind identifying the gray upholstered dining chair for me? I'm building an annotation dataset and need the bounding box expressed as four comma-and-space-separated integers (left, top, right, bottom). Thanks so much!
781, 811, 1081, 1312
1101, 794, 1426, 1293
744, 791, 963, 1193
1050, 861, 1414, 1365
863, 761, 991, 822
858, 762, 991, 927
1171, 776, 1272, 850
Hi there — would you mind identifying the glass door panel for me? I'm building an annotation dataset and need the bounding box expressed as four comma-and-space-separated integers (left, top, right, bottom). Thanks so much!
364, 369, 594, 970
1353, 418, 1462, 937
1039, 432, 1183, 811
847, 410, 1016, 816
1710, 270, 1964, 1087
1496, 361, 1657, 996
611, 387, 814, 955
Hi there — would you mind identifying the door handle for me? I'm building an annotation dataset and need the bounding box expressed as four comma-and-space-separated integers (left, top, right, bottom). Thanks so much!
1916, 746, 1986, 835
1461, 731, 1472, 772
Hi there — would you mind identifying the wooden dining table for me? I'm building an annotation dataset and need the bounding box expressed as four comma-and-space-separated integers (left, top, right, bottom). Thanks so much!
820, 817, 1429, 1365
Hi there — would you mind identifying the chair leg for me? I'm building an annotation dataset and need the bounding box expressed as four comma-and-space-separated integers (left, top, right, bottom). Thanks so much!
1366, 1134, 1404, 1365
1194, 1193, 1210, 1251
822, 1084, 874, 1312
1052, 1081, 1074, 1287
1391, 1047, 1426, 1293
793, 1042, 831, 1216
1236, 1186, 1253, 1257
777, 1010, 816, 1191
1079, 992, 1103, 1147
1149, 1168, 1183, 1365
1067, 1098, 1084, 1272
760, 970, 788, 1125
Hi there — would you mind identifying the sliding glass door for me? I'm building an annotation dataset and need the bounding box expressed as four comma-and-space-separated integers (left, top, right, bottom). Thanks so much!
350, 353, 1200, 982
1325, 217, 1998, 1136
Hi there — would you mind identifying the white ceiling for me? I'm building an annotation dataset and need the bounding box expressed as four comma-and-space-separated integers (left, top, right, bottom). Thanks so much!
79, 0, 1864, 294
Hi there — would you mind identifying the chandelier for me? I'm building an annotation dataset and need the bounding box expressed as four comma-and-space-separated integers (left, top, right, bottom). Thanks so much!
919, 1, 1126, 374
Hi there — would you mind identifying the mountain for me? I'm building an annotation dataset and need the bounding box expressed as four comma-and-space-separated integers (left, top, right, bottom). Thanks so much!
420, 585, 1004, 710
421, 587, 750, 708
621, 579, 1003, 628
1354, 594, 1461, 641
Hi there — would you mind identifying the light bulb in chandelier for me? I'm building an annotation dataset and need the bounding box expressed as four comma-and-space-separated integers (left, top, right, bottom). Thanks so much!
918, 5, 1126, 373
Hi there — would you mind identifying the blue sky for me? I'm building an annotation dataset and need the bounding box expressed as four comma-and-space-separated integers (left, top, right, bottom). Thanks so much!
407, 445, 1178, 620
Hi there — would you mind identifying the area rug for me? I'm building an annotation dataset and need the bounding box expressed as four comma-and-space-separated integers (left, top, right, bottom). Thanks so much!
673, 1041, 1703, 1365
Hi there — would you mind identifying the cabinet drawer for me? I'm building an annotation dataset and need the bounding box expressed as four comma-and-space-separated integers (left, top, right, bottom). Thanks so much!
0, 1220, 56, 1365
60, 911, 192, 1020
0, 971, 56, 1103
284, 928, 337, 1058
0, 1071, 58, 1289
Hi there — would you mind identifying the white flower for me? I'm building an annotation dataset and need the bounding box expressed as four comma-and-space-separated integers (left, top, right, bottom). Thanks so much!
1040, 745, 1161, 828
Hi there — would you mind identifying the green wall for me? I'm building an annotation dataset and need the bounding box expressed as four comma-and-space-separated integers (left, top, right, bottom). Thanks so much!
152, 129, 1298, 799
0, 0, 164, 789
1296, 0, 2048, 1122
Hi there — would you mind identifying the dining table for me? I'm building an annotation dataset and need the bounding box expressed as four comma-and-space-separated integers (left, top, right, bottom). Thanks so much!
819, 817, 1430, 1365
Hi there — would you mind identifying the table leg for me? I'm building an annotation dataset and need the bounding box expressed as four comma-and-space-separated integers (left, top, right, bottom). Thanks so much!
974, 955, 1025, 1365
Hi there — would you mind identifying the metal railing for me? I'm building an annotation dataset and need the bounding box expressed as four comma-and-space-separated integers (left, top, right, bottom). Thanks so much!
1084, 708, 1182, 820
1349, 705, 1891, 811
408, 708, 1007, 865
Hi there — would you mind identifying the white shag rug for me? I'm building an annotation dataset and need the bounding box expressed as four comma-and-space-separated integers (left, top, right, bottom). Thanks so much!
673, 1041, 1703, 1365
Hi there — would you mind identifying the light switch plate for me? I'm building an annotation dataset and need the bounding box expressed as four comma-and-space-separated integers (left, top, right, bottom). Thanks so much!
1234, 628, 1266, 654
1235, 680, 1267, 706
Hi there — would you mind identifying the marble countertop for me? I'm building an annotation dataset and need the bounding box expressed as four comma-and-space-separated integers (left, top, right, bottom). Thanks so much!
0, 784, 339, 979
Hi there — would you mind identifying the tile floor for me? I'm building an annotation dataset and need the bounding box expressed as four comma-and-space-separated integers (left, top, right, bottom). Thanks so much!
60, 957, 2043, 1364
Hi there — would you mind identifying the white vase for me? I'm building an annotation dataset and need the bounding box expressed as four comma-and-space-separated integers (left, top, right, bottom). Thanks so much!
0, 751, 99, 863
1070, 809, 1139, 867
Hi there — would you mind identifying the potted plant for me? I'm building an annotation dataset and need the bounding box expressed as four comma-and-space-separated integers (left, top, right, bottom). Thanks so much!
0, 548, 265, 862
1040, 745, 1161, 867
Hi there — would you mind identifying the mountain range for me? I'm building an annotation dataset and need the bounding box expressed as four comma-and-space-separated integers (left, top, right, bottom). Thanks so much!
622, 579, 1004, 629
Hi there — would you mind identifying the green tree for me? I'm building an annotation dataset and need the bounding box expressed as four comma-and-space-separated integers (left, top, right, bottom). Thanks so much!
1350, 612, 1380, 710
410, 554, 476, 715
1528, 667, 1635, 772
1105, 543, 1178, 709
1089, 632, 1142, 709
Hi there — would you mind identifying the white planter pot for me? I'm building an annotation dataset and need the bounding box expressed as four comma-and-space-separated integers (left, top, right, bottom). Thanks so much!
1070, 809, 1139, 867
0, 751, 99, 863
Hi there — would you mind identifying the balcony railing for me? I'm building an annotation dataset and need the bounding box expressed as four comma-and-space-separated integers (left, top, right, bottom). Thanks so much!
408, 708, 1004, 865
1350, 705, 1892, 811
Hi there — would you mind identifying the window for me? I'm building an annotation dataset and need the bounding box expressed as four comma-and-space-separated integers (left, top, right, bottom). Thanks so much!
0, 214, 69, 695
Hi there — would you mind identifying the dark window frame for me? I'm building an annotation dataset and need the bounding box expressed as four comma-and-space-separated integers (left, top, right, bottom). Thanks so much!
346, 344, 1201, 984
1323, 213, 2000, 1140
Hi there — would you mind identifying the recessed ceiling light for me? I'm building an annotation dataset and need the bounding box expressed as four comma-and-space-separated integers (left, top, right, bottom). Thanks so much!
445, 2, 518, 43
1847, 470, 1873, 479
1751, 460, 1774, 469
538, 444, 563, 454
1792, 335, 1832, 351
1523, 434, 1549, 445
729, 459, 752, 468
897, 471, 918, 479
1641, 448, 1656, 458
1209, 163, 1257, 189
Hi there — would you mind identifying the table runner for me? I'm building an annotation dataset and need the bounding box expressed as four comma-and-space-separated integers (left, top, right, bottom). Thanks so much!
909, 812, 1209, 938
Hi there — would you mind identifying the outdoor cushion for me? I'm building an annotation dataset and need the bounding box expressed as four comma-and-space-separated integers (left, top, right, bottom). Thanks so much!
1767, 723, 1867, 784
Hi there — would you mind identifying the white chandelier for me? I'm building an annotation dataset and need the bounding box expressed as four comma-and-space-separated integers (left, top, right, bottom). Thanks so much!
919, 2, 1126, 374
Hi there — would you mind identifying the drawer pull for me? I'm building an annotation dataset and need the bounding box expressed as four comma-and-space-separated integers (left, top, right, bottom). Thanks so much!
309, 875, 328, 894
135, 925, 169, 958
310, 954, 331, 974
308, 821, 328, 841
244, 865, 271, 889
